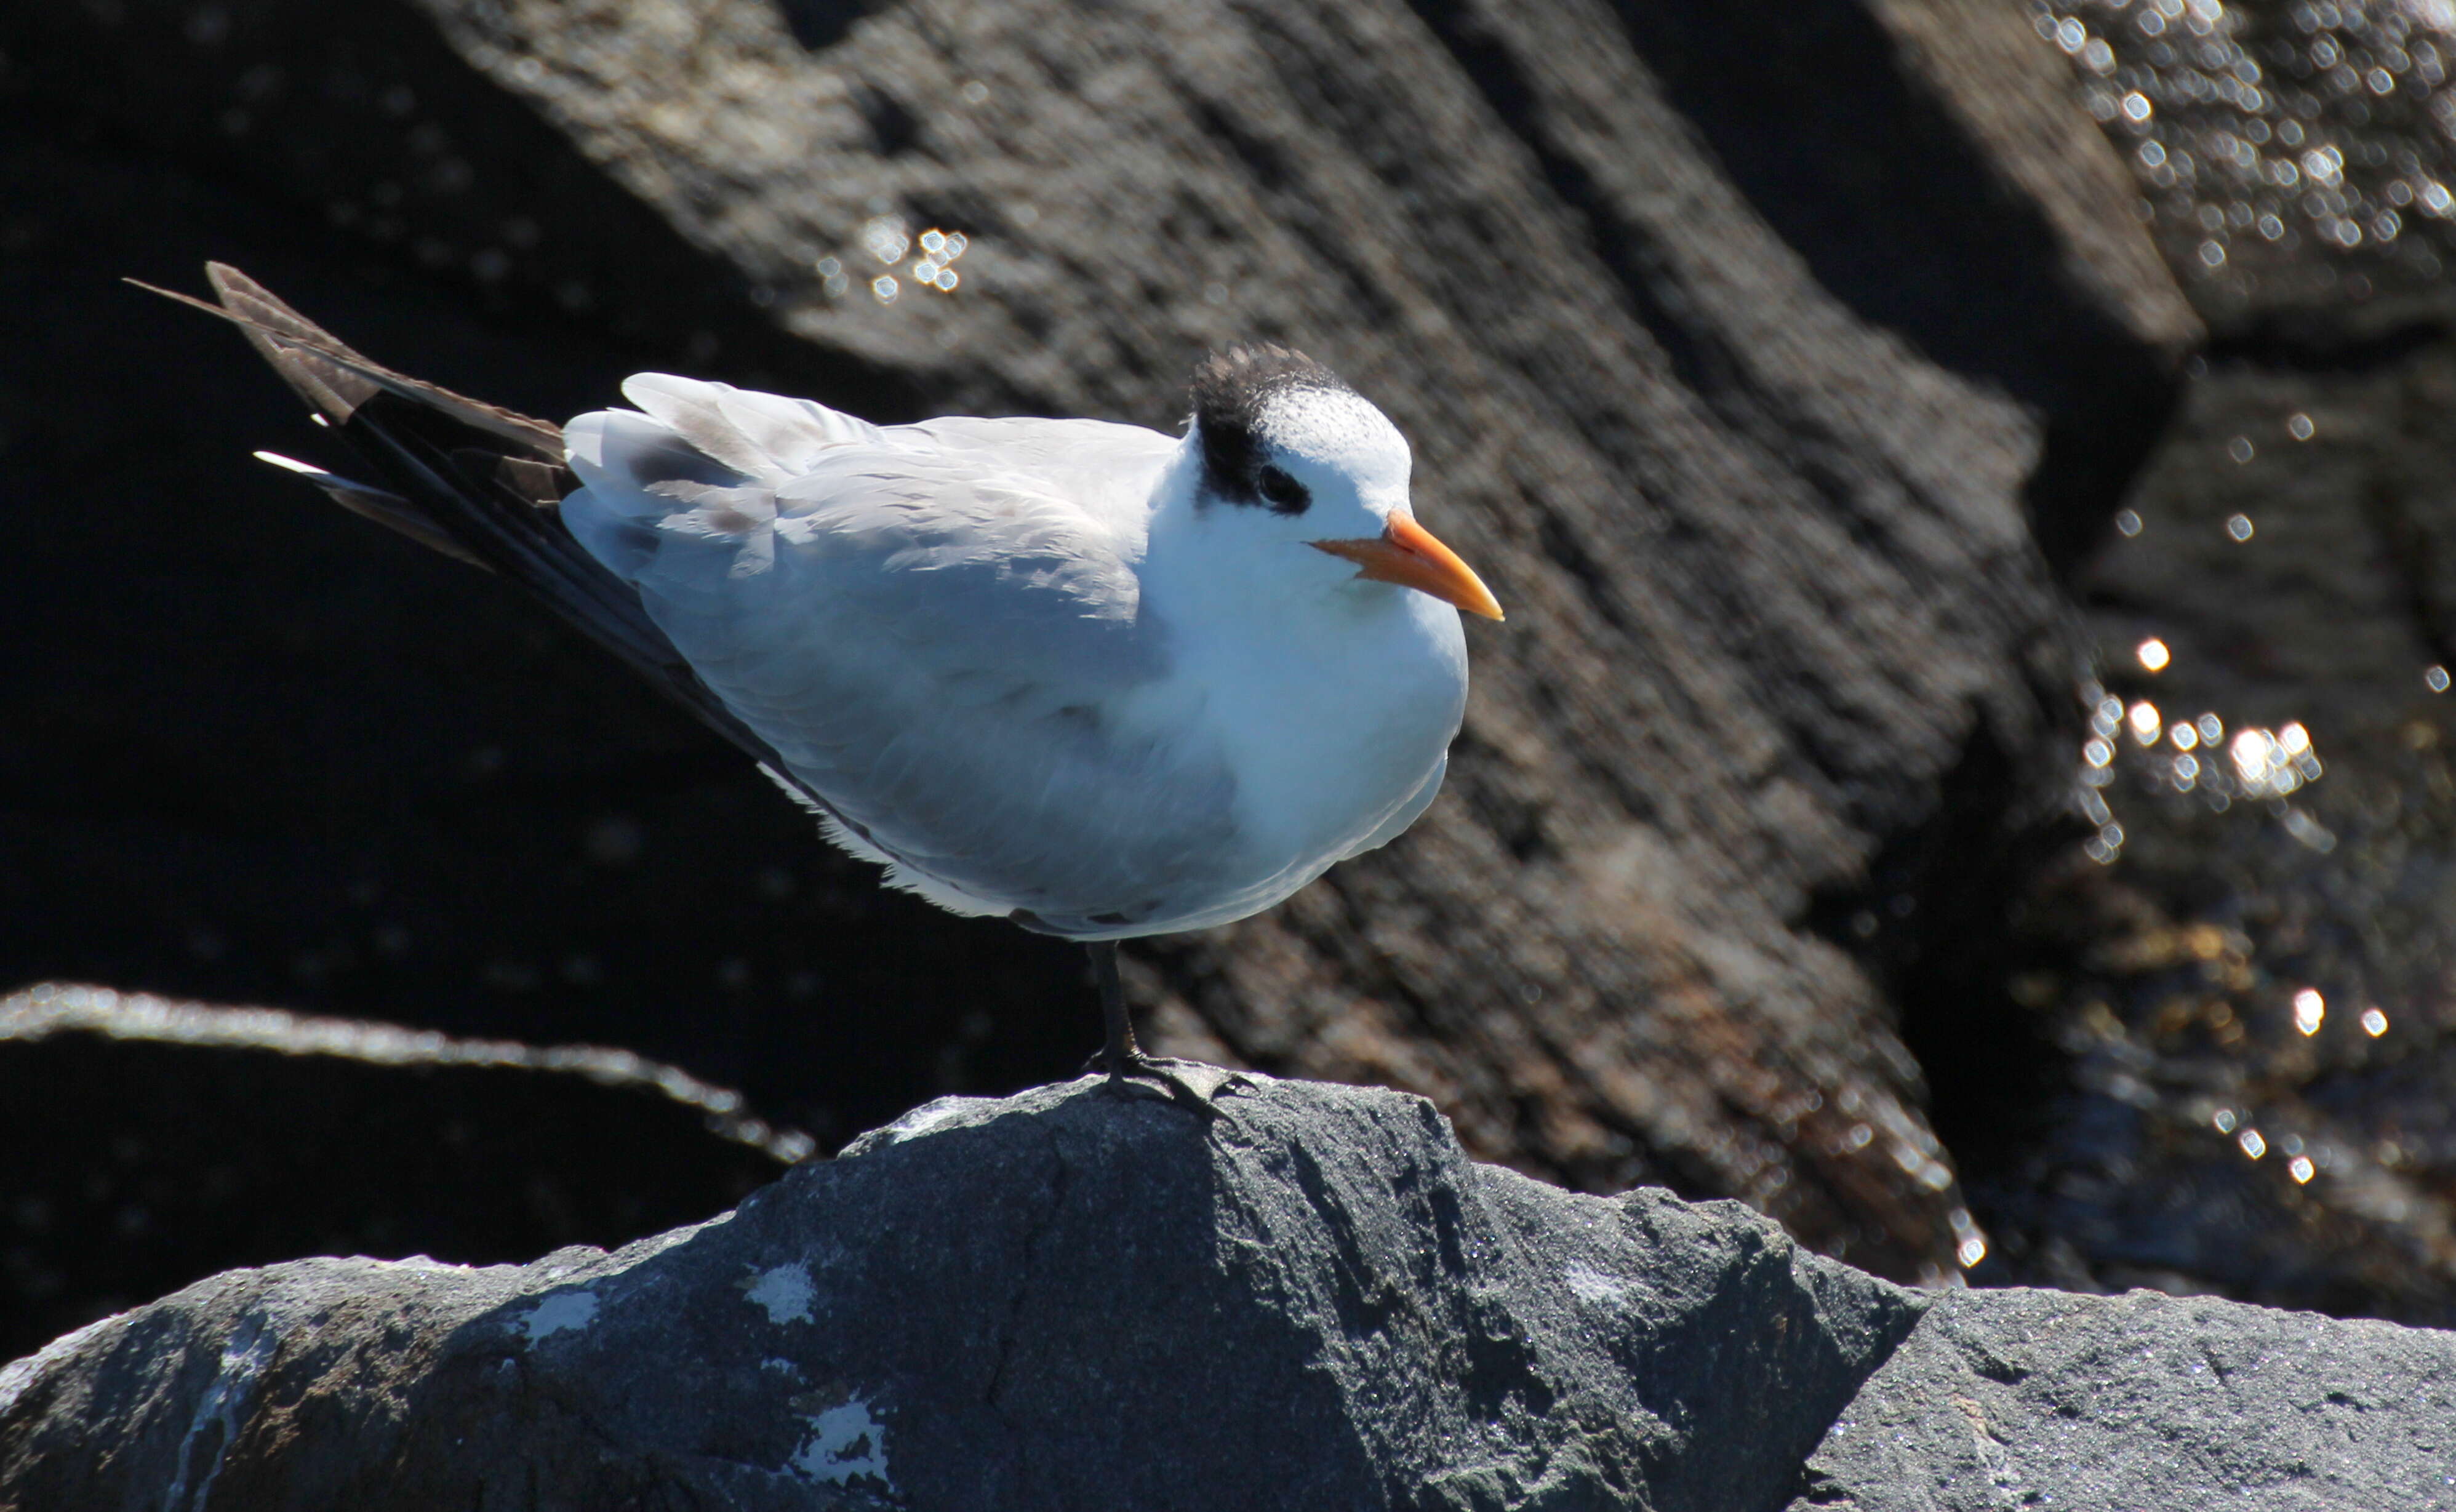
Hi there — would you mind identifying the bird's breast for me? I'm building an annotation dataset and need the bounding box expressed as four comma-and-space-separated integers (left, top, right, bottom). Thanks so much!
1148, 586, 1468, 887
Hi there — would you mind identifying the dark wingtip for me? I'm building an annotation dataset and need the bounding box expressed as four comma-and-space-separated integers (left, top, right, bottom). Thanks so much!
138, 263, 567, 459
123, 274, 229, 319
129, 265, 385, 422
252, 450, 496, 570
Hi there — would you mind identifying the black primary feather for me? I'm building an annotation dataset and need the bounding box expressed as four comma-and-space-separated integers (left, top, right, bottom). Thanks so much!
138, 263, 842, 825
1186, 343, 1349, 513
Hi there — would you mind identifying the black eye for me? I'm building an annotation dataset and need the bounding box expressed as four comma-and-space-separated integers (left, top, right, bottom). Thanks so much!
1256, 465, 1310, 514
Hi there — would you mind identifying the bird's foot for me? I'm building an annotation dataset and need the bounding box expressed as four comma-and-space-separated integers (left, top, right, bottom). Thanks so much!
1086, 1052, 1254, 1115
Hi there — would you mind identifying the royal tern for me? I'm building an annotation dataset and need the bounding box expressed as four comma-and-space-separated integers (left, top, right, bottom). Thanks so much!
144, 265, 1502, 1104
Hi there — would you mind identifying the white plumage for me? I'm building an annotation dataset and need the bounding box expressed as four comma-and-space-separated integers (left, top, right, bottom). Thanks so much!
156, 263, 1503, 1088
558, 370, 1473, 940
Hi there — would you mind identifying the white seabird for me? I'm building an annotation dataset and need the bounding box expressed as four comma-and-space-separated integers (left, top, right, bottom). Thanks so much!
145, 264, 1503, 1102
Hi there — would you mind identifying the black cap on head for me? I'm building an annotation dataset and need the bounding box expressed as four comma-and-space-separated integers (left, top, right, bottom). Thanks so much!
1188, 343, 1351, 511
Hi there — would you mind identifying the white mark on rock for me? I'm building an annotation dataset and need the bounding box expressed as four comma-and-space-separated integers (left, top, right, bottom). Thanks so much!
790, 1396, 892, 1489
1564, 1263, 1631, 1306
160, 1312, 277, 1512
874, 1097, 991, 1146
746, 1262, 815, 1325
516, 1290, 599, 1343
836, 1095, 1023, 1156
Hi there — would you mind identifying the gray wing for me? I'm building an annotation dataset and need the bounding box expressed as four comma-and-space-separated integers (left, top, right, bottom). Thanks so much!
560, 377, 1238, 929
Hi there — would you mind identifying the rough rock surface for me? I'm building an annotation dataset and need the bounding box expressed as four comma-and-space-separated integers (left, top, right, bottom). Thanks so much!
3, 0, 2200, 1279
7, 1078, 2452, 1511
1793, 1286, 2456, 1511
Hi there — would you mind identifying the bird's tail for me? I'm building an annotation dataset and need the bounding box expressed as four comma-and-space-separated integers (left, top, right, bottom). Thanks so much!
135, 263, 799, 779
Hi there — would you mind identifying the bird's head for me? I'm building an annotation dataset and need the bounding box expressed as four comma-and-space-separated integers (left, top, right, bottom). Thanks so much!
1185, 345, 1503, 622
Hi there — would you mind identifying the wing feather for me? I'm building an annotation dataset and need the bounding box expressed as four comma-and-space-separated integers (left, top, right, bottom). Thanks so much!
562, 380, 1238, 928
151, 267, 1245, 932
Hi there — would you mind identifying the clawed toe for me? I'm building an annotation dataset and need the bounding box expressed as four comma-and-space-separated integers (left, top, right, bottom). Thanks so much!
1081, 940, 1250, 1115
1092, 1053, 1253, 1114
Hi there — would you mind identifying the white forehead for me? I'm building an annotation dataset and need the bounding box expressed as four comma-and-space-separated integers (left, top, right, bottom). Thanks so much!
1254, 386, 1410, 490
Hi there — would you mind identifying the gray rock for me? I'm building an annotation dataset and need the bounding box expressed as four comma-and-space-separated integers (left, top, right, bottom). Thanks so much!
9, 1079, 2452, 1511
1791, 1287, 2456, 1511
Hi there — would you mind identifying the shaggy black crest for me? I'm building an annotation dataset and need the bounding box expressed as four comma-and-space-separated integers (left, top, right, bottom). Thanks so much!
1187, 343, 1351, 514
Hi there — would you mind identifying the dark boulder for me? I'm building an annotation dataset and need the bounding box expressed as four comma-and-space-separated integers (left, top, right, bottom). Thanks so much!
0, 983, 802, 1364
1, 0, 2200, 1281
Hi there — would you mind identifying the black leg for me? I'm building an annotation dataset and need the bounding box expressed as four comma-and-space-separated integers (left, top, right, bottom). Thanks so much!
1082, 940, 1250, 1112
1090, 939, 1139, 1081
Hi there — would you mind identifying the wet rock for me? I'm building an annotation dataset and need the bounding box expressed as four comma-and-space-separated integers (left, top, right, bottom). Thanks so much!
1962, 0, 2456, 1323
0, 984, 802, 1364
2, 0, 2199, 1279
9, 1078, 2452, 1511
1974, 330, 2456, 1324
2042, 0, 2456, 322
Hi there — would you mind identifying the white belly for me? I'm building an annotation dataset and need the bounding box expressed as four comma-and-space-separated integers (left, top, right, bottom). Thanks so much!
1116, 578, 1468, 932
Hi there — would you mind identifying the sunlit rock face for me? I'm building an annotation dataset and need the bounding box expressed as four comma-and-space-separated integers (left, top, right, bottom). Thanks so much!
2, 0, 2198, 1291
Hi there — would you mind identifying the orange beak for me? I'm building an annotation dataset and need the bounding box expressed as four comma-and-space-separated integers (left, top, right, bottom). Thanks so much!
1308, 511, 1505, 621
